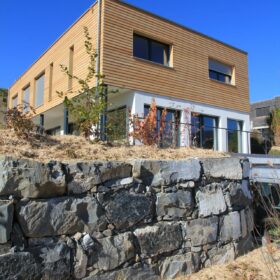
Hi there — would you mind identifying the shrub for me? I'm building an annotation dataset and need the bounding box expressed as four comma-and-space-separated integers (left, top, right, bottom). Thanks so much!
5, 104, 36, 139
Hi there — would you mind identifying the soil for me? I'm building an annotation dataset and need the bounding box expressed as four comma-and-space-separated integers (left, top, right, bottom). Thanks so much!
0, 129, 228, 162
179, 245, 280, 280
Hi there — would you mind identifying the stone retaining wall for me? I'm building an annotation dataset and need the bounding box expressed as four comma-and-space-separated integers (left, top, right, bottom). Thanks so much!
0, 156, 254, 280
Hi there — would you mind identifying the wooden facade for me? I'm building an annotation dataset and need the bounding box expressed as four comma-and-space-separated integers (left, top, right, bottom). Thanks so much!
9, 0, 250, 114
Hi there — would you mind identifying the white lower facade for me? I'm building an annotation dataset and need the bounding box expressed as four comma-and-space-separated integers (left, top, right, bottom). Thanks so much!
34, 89, 251, 154
108, 89, 251, 153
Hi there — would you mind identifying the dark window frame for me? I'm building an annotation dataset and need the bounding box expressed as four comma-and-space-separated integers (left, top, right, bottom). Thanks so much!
209, 69, 232, 84
133, 34, 170, 66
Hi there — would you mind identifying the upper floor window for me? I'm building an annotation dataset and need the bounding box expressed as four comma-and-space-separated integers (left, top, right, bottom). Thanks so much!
209, 59, 233, 85
23, 85, 30, 112
256, 106, 270, 117
12, 95, 18, 108
35, 73, 45, 108
133, 34, 170, 66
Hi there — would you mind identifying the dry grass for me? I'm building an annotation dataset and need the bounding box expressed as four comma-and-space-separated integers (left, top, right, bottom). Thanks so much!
178, 246, 280, 280
0, 129, 228, 162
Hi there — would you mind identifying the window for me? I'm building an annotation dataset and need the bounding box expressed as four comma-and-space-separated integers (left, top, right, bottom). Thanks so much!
133, 34, 170, 66
107, 106, 127, 141
12, 95, 18, 108
68, 46, 74, 89
191, 113, 218, 150
35, 73, 45, 107
49, 63, 53, 101
209, 59, 233, 85
23, 85, 30, 112
144, 105, 180, 147
256, 106, 270, 117
227, 119, 243, 153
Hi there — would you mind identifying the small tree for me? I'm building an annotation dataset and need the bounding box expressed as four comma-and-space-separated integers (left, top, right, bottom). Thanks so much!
57, 27, 107, 139
269, 109, 280, 146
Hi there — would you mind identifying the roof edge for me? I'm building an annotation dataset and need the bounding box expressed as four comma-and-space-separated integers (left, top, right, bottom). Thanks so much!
118, 0, 248, 55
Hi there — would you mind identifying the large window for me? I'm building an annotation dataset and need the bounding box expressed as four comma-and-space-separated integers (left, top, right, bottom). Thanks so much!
256, 106, 270, 117
12, 95, 18, 108
133, 34, 170, 66
209, 59, 233, 85
191, 113, 218, 150
35, 73, 45, 107
227, 119, 243, 153
144, 105, 180, 147
23, 85, 30, 112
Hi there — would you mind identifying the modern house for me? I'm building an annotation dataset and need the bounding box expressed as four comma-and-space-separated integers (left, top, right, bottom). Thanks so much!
250, 96, 280, 134
8, 0, 250, 153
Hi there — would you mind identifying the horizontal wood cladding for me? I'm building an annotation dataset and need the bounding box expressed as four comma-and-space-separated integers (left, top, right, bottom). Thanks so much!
8, 4, 99, 115
102, 0, 250, 113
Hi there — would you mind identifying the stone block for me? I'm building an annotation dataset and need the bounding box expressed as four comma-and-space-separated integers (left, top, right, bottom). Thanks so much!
0, 200, 13, 244
207, 243, 236, 265
132, 159, 201, 187
0, 252, 41, 279
66, 161, 132, 194
224, 180, 252, 210
134, 223, 183, 257
196, 184, 227, 217
87, 232, 135, 272
101, 190, 154, 230
16, 196, 107, 237
202, 158, 243, 180
0, 157, 66, 198
219, 212, 241, 243
159, 253, 200, 279
156, 190, 194, 220
84, 263, 160, 280
182, 217, 218, 247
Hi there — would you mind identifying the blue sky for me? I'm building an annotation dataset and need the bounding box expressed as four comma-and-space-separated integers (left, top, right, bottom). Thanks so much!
0, 0, 279, 102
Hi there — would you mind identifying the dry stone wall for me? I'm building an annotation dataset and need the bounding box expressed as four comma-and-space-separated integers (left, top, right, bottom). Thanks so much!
0, 156, 254, 280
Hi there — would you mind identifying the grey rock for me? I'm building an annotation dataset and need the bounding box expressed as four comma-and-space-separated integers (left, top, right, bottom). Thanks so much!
180, 181, 195, 189
81, 234, 95, 251
74, 242, 88, 279
234, 234, 254, 256
207, 243, 236, 265
28, 237, 58, 248
104, 177, 134, 188
84, 263, 160, 280
0, 200, 14, 244
132, 159, 201, 187
202, 158, 243, 180
156, 190, 194, 220
242, 159, 250, 179
103, 229, 113, 237
0, 157, 66, 198
10, 223, 26, 249
219, 212, 241, 242
16, 196, 107, 237
0, 243, 11, 255
134, 223, 182, 257
240, 210, 247, 238
31, 241, 72, 280
66, 161, 132, 194
225, 181, 252, 210
182, 217, 218, 247
159, 253, 199, 279
0, 252, 41, 279
196, 184, 227, 217
246, 207, 254, 233
102, 190, 153, 230
88, 232, 135, 271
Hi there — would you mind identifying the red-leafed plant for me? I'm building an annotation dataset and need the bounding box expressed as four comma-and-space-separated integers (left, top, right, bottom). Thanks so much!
130, 99, 167, 146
